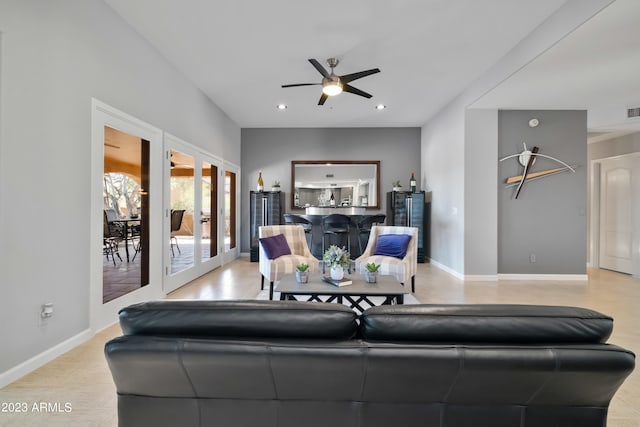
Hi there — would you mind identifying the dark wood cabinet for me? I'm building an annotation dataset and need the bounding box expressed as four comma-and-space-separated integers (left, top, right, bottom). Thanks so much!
386, 191, 431, 262
249, 191, 285, 261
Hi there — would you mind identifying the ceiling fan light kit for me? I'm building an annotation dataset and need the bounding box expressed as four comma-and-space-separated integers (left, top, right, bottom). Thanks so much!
282, 57, 380, 105
322, 78, 343, 96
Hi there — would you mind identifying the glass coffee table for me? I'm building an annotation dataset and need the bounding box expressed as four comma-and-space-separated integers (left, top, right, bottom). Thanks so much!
274, 274, 409, 314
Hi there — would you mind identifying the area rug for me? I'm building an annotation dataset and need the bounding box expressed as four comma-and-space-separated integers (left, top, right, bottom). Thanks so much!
255, 290, 420, 307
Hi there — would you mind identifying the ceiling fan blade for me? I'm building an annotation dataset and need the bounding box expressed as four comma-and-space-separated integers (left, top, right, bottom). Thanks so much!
340, 68, 380, 83
308, 58, 330, 78
282, 83, 321, 88
343, 84, 373, 99
318, 93, 328, 105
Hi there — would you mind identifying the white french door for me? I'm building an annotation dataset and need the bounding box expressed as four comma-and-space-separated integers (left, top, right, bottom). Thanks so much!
164, 133, 223, 293
91, 100, 164, 332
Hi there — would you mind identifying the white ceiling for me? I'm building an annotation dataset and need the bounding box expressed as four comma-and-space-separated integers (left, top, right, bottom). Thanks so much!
473, 0, 640, 141
103, 0, 639, 136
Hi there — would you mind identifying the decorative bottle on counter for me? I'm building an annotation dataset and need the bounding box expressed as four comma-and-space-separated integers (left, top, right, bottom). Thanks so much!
257, 171, 264, 192
410, 172, 417, 193
329, 192, 336, 206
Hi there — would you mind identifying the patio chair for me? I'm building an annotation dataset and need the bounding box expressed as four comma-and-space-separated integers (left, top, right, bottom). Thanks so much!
103, 210, 123, 265
170, 209, 185, 256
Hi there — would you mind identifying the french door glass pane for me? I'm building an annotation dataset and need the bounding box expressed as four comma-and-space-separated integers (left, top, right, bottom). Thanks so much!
224, 170, 236, 251
201, 160, 216, 260
103, 126, 149, 303
170, 149, 195, 274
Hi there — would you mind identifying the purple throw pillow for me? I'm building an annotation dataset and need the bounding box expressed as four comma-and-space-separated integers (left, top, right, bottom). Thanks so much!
259, 234, 292, 259
373, 234, 412, 259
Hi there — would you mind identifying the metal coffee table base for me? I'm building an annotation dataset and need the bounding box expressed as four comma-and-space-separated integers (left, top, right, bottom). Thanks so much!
280, 293, 403, 314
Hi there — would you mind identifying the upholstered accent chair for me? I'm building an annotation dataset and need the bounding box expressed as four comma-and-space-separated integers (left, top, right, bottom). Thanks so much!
259, 225, 319, 300
355, 225, 418, 292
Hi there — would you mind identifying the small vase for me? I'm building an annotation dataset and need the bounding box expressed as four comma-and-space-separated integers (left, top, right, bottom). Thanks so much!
330, 266, 344, 280
296, 271, 308, 284
365, 271, 377, 283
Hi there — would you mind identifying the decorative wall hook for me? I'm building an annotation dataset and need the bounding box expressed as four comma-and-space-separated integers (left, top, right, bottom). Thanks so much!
499, 143, 577, 199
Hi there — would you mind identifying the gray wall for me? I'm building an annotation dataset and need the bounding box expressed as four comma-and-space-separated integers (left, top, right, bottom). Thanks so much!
464, 109, 499, 275
241, 128, 421, 252
420, 0, 610, 277
498, 110, 587, 274
0, 0, 240, 378
421, 103, 466, 274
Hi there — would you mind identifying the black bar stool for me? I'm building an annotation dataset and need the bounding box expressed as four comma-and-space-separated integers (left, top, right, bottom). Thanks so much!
356, 214, 386, 254
322, 214, 351, 255
283, 214, 313, 251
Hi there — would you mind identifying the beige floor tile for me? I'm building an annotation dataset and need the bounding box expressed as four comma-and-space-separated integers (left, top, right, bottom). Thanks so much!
1, 257, 638, 426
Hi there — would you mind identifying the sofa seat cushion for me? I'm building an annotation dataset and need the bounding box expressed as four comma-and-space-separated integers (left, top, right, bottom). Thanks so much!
119, 300, 358, 339
360, 304, 613, 343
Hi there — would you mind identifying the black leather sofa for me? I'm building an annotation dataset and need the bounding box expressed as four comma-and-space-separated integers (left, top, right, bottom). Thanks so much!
105, 300, 635, 427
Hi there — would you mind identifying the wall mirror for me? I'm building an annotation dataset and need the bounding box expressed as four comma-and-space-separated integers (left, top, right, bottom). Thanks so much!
291, 160, 380, 209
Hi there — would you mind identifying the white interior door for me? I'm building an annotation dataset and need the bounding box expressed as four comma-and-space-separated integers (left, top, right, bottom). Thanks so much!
599, 156, 637, 274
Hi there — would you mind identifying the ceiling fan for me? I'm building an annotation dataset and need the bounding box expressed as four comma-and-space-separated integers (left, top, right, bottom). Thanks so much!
282, 58, 380, 105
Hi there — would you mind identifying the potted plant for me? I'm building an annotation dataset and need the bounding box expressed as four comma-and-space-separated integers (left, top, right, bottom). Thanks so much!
364, 262, 380, 283
392, 180, 402, 191
323, 245, 350, 280
295, 263, 309, 283
271, 180, 281, 191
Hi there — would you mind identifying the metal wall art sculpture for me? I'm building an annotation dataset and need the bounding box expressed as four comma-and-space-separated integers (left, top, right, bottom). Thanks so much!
500, 143, 576, 199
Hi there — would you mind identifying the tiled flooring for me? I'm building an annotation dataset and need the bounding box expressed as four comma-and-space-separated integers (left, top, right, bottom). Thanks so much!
1, 257, 639, 426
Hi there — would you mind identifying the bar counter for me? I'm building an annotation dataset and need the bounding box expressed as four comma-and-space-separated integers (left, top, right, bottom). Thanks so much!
304, 206, 367, 216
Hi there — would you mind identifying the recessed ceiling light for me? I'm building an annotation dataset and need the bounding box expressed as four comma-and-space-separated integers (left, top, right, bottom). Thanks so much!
276, 104, 287, 110
375, 104, 386, 110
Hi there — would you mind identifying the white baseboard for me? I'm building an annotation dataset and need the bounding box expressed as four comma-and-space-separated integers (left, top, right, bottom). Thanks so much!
464, 275, 499, 281
0, 328, 93, 388
429, 260, 498, 281
497, 274, 588, 281
429, 259, 464, 280
427, 260, 587, 282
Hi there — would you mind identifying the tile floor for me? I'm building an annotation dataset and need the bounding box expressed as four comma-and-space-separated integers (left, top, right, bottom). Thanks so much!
1, 257, 638, 426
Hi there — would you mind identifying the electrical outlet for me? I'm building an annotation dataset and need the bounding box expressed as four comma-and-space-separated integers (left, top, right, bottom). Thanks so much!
41, 303, 54, 319
529, 253, 536, 263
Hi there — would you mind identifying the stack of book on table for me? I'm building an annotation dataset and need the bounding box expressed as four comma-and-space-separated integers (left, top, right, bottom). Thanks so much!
322, 276, 352, 287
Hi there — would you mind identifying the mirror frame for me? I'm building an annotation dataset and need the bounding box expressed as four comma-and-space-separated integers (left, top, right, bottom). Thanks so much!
291, 160, 381, 210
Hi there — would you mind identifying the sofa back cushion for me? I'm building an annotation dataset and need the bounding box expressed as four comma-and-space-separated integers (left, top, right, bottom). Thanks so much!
360, 304, 613, 343
119, 300, 358, 339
